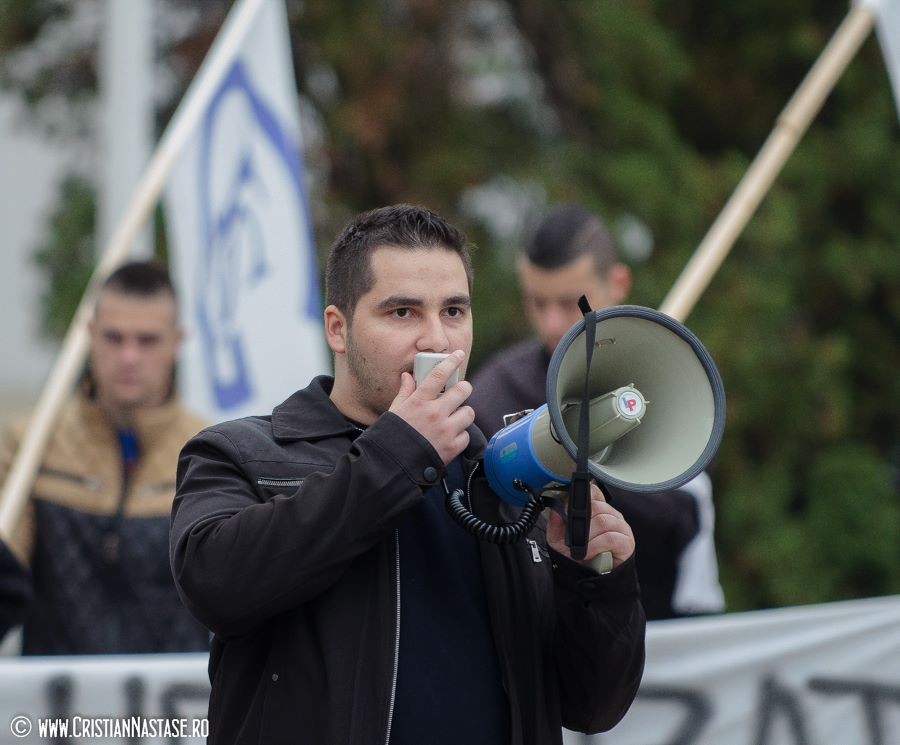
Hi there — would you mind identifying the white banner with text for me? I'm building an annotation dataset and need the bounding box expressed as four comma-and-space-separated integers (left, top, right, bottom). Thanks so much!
2, 595, 898, 744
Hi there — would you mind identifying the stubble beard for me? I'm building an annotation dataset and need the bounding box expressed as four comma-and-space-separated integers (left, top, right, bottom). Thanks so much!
345, 333, 403, 418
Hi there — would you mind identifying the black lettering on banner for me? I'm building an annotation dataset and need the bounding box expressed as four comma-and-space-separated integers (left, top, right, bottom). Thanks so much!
45, 674, 74, 745
753, 675, 810, 745
160, 683, 212, 744
635, 686, 712, 745
808, 677, 900, 745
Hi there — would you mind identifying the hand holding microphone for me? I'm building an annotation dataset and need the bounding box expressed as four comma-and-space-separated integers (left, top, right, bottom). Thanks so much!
389, 350, 474, 465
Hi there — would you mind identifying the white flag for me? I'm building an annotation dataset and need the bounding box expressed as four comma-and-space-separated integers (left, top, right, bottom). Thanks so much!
860, 0, 900, 119
165, 0, 328, 424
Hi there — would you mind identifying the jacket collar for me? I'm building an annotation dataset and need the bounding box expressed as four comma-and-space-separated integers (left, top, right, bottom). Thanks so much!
75, 390, 191, 445
271, 376, 359, 442
463, 421, 487, 463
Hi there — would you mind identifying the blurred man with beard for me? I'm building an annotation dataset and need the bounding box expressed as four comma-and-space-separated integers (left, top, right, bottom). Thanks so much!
0, 261, 208, 654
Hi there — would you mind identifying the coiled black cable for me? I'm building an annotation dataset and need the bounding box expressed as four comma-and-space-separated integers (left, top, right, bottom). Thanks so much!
445, 480, 548, 544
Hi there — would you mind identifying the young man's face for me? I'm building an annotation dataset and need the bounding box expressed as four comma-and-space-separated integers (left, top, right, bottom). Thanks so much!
517, 252, 630, 354
89, 289, 183, 418
327, 245, 473, 423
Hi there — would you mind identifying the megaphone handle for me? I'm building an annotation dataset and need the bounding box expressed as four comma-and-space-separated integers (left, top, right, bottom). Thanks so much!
567, 473, 592, 561
566, 298, 597, 562
591, 550, 614, 575
551, 484, 611, 571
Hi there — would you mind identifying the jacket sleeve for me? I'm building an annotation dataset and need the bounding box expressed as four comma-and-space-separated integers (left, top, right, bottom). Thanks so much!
0, 418, 37, 567
170, 413, 442, 639
0, 419, 35, 640
551, 552, 646, 733
0, 538, 31, 641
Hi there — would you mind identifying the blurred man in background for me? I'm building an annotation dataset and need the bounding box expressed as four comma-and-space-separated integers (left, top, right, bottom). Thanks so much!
0, 261, 209, 654
469, 203, 725, 619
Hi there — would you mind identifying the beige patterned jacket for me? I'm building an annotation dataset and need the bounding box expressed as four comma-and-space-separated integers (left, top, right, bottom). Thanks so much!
0, 392, 209, 654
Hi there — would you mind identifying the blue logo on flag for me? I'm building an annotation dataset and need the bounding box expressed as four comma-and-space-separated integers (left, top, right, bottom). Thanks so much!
196, 60, 320, 410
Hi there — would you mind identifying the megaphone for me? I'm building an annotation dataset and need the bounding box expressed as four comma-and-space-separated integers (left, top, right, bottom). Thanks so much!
447, 304, 725, 561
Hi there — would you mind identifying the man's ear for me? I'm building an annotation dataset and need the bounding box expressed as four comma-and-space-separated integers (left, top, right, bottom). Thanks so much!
324, 305, 349, 354
606, 262, 632, 305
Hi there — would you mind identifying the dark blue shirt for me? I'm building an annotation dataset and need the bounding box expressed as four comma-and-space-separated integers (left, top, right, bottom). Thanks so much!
390, 458, 510, 744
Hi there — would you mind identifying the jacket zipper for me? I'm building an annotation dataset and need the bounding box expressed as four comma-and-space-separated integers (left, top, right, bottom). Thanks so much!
139, 481, 177, 494
385, 528, 401, 745
256, 477, 305, 487
465, 461, 479, 510
38, 466, 102, 490
103, 458, 132, 564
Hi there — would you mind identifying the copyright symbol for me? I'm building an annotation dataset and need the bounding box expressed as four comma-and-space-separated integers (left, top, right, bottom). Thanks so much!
10, 715, 32, 738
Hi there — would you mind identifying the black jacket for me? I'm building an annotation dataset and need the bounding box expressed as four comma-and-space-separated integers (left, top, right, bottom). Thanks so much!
171, 377, 645, 745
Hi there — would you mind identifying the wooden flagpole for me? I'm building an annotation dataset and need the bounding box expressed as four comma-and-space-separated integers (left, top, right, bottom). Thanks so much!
660, 3, 876, 322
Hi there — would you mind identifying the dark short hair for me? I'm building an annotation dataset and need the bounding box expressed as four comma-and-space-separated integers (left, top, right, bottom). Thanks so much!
525, 203, 618, 276
102, 260, 176, 300
325, 204, 472, 318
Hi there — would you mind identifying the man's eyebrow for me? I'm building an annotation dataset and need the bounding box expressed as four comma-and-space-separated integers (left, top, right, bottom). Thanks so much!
375, 294, 471, 310
376, 295, 425, 310
445, 295, 471, 308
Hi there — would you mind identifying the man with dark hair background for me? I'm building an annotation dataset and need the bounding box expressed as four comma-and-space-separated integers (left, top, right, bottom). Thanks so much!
171, 204, 645, 745
469, 203, 725, 620
0, 260, 209, 654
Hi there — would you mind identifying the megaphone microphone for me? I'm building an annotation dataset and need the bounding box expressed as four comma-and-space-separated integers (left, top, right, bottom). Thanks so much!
448, 303, 726, 568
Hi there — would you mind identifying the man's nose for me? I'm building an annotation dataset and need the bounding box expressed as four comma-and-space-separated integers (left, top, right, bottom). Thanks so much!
541, 308, 574, 345
416, 315, 450, 353
119, 340, 143, 365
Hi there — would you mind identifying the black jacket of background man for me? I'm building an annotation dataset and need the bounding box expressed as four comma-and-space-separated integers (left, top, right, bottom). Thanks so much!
170, 376, 646, 745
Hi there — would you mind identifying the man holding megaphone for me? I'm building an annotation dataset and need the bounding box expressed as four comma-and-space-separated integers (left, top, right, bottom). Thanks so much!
171, 204, 646, 745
